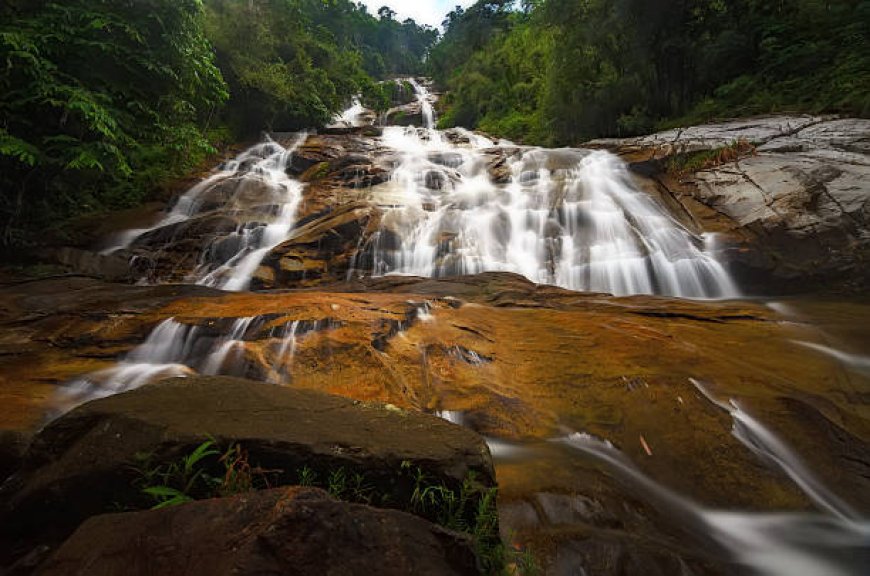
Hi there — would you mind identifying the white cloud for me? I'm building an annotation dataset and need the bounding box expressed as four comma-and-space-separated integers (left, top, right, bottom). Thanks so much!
357, 0, 477, 28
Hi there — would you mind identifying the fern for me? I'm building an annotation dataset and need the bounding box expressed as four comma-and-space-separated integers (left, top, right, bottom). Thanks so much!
0, 131, 39, 166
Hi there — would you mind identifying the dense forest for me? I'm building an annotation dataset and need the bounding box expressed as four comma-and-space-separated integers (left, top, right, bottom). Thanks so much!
431, 0, 870, 144
0, 0, 436, 245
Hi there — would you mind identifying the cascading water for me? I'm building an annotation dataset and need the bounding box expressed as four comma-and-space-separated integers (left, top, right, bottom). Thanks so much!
60, 316, 324, 408
690, 378, 860, 522
102, 135, 306, 291
333, 96, 366, 127
368, 121, 737, 298
192, 139, 304, 291
556, 432, 870, 576
407, 78, 436, 130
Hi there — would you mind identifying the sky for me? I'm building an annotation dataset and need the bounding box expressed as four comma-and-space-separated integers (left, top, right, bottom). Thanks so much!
358, 0, 477, 29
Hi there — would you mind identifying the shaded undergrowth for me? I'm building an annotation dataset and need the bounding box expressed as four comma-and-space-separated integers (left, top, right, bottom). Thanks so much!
131, 439, 537, 575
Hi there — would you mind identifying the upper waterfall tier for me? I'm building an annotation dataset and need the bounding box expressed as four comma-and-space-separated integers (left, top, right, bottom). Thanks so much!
100, 80, 737, 298
369, 125, 737, 298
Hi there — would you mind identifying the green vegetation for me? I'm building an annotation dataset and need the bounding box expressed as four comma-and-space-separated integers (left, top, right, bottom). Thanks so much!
134, 439, 281, 508
431, 0, 870, 145
205, 0, 436, 136
665, 139, 757, 177
0, 0, 226, 246
0, 0, 436, 246
131, 441, 533, 574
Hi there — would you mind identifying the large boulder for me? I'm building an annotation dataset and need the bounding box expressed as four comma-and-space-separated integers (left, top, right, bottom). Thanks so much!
385, 102, 424, 127
0, 376, 494, 550
36, 486, 479, 576
253, 202, 383, 289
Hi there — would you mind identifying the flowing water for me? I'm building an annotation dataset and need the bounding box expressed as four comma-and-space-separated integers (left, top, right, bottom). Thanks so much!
555, 432, 870, 576
407, 78, 436, 130
333, 96, 366, 127
59, 315, 323, 410
50, 80, 868, 575
102, 135, 306, 291
368, 125, 737, 298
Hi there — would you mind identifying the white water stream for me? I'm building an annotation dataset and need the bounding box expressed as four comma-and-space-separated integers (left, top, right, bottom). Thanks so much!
102, 135, 306, 291
367, 97, 737, 298
556, 432, 869, 576
59, 315, 324, 409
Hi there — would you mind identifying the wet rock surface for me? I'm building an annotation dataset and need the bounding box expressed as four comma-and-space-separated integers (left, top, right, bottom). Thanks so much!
0, 271, 867, 575
589, 116, 870, 292
36, 486, 479, 576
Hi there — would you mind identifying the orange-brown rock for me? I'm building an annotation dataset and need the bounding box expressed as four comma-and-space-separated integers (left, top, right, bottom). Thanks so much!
1, 273, 866, 515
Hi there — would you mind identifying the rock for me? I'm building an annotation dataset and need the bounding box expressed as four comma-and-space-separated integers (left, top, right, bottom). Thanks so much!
0, 430, 30, 483
253, 202, 382, 289
36, 486, 479, 576
32, 248, 132, 283
385, 102, 424, 127
586, 115, 832, 161
587, 116, 870, 292
322, 125, 384, 137
0, 376, 494, 547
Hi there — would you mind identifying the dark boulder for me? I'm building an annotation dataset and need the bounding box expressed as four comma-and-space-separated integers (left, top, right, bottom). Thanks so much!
0, 376, 494, 551
36, 486, 479, 576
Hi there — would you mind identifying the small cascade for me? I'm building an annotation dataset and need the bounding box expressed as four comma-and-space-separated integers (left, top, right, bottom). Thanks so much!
194, 139, 305, 291
690, 378, 860, 521
407, 78, 436, 130
201, 316, 256, 375
333, 96, 366, 127
369, 122, 737, 298
267, 319, 328, 383
61, 319, 199, 407
557, 432, 870, 576
102, 135, 306, 291
59, 315, 331, 408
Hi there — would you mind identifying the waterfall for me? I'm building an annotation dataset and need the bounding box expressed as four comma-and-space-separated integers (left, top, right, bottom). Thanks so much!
369, 120, 737, 298
407, 78, 436, 130
101, 80, 736, 299
102, 135, 306, 291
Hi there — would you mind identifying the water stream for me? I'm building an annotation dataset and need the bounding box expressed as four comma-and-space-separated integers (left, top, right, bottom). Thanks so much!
556, 432, 870, 576
103, 135, 306, 291
369, 122, 737, 298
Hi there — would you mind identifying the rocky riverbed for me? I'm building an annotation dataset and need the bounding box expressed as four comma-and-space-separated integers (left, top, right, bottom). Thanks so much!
1, 100, 868, 575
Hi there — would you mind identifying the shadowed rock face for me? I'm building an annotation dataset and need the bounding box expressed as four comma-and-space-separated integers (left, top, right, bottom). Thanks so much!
0, 376, 494, 549
589, 116, 870, 293
35, 487, 480, 576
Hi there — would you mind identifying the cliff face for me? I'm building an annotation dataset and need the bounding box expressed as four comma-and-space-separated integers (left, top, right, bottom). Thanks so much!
589, 116, 870, 293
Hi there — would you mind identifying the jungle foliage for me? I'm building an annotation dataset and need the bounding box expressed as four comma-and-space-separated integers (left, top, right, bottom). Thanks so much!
0, 0, 436, 245
431, 0, 870, 145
